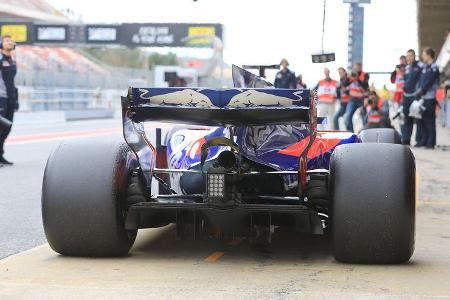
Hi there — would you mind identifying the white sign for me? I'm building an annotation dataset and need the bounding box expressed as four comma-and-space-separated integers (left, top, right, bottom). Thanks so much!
37, 26, 66, 41
87, 27, 117, 42
131, 26, 174, 45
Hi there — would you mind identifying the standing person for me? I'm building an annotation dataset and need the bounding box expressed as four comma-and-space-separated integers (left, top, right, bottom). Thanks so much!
391, 55, 407, 105
344, 62, 369, 132
0, 35, 18, 165
333, 67, 350, 130
415, 47, 440, 149
401, 49, 422, 145
274, 58, 296, 89
314, 68, 337, 129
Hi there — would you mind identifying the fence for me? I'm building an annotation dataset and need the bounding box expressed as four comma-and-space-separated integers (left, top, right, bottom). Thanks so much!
16, 65, 153, 112
17, 86, 124, 113
16, 67, 153, 90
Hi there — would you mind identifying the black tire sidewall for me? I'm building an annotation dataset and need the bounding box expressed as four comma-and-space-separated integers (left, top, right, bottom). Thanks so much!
331, 143, 415, 264
42, 138, 138, 257
359, 128, 402, 144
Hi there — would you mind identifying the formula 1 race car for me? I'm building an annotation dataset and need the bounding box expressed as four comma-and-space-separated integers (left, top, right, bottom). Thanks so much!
42, 65, 415, 264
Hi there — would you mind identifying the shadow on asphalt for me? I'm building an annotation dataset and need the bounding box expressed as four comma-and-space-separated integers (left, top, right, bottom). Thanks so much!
46, 225, 422, 268
128, 225, 334, 263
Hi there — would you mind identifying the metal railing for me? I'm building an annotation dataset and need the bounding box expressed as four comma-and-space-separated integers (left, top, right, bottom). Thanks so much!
16, 67, 153, 90
15, 65, 154, 112
17, 86, 124, 112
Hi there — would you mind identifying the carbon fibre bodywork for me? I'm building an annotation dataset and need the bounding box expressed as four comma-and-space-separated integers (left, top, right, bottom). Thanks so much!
166, 126, 359, 191
122, 86, 359, 194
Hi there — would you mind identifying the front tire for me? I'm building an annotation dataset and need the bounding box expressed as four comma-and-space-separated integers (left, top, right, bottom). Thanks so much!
42, 138, 138, 257
331, 143, 415, 264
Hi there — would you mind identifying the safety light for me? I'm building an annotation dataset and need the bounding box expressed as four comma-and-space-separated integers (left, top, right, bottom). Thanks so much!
207, 173, 225, 198
311, 0, 336, 64
312, 52, 336, 63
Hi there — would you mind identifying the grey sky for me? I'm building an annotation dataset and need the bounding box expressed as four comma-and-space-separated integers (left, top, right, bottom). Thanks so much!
47, 0, 418, 86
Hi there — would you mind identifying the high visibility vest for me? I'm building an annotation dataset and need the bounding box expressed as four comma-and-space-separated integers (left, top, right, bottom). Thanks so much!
367, 111, 382, 124
349, 72, 368, 99
395, 70, 405, 92
341, 93, 350, 103
317, 79, 337, 103
340, 84, 350, 103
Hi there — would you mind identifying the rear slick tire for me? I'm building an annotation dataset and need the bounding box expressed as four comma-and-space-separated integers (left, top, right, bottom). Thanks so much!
331, 143, 415, 264
359, 128, 402, 144
42, 138, 138, 257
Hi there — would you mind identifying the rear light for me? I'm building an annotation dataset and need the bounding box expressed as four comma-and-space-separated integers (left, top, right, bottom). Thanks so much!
207, 173, 225, 198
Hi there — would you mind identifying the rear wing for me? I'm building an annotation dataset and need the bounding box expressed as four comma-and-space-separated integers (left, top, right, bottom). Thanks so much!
121, 87, 318, 197
123, 87, 315, 126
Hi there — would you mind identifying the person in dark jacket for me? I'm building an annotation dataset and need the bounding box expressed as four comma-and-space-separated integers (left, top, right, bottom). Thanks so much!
415, 47, 440, 149
0, 35, 18, 165
401, 49, 422, 145
274, 58, 296, 89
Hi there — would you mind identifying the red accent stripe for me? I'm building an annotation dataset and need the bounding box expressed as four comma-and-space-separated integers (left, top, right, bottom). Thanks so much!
279, 134, 342, 159
6, 128, 121, 144
6, 122, 172, 145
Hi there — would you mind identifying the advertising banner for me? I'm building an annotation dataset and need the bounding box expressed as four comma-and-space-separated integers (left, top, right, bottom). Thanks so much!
0, 22, 223, 47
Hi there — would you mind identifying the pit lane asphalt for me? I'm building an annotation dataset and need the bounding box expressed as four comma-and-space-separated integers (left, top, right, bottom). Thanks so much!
1, 118, 450, 299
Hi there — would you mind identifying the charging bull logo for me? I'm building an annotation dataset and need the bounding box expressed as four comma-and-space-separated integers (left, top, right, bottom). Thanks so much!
139, 88, 214, 107
227, 90, 304, 107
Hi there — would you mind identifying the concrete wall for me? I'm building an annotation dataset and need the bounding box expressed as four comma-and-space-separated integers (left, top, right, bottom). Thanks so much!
418, 0, 450, 53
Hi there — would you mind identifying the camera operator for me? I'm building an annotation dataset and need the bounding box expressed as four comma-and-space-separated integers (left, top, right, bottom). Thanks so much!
0, 35, 18, 165
390, 55, 407, 105
344, 62, 369, 132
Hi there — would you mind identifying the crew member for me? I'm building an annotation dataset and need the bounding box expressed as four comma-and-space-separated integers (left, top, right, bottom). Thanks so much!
0, 35, 18, 165
315, 68, 337, 129
390, 55, 406, 105
333, 67, 350, 130
274, 58, 296, 89
401, 49, 422, 145
344, 62, 369, 132
415, 47, 439, 149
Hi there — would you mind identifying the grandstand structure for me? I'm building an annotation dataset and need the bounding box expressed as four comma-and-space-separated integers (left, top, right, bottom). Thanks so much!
1, 0, 152, 113
0, 0, 67, 22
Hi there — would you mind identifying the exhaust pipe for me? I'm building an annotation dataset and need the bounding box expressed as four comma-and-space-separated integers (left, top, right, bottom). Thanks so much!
217, 150, 237, 170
